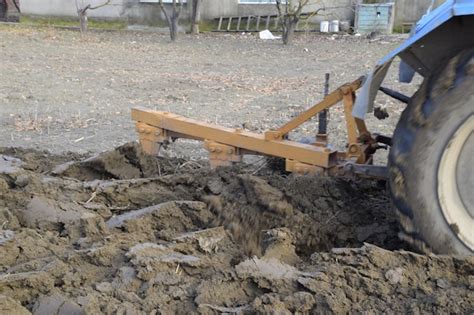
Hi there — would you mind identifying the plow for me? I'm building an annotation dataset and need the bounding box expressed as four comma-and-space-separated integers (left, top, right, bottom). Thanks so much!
132, 0, 474, 256
132, 77, 388, 179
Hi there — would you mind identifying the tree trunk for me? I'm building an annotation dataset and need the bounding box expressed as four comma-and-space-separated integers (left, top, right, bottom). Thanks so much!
79, 11, 88, 33
159, 0, 182, 42
190, 0, 202, 34
0, 0, 6, 20
282, 18, 297, 45
170, 14, 178, 41
12, 0, 20, 13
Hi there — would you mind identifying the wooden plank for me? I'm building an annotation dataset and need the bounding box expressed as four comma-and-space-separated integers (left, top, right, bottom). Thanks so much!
237, 16, 242, 31
227, 17, 233, 31
256, 16, 261, 31
265, 15, 271, 30
217, 17, 223, 31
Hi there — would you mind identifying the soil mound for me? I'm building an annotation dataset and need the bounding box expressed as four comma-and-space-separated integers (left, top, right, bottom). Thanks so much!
0, 143, 472, 314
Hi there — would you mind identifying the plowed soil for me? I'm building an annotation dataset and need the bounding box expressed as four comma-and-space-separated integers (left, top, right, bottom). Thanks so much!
1, 143, 472, 314
0, 24, 472, 314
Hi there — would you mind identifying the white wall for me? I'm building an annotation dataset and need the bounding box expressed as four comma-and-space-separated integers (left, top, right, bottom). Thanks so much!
21, 0, 126, 18
20, 0, 355, 25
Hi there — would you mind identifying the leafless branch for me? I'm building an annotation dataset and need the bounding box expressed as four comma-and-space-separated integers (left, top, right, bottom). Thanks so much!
11, 0, 21, 13
176, 0, 183, 18
158, 0, 171, 24
158, 0, 184, 41
89, 0, 111, 10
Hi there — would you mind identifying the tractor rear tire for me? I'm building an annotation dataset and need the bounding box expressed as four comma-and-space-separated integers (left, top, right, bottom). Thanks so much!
389, 50, 474, 255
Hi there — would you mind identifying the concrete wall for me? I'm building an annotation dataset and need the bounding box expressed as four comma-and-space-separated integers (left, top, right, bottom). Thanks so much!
21, 0, 355, 24
235, 0, 355, 23
18, 0, 449, 28
303, 0, 355, 23
373, 0, 445, 26
21, 0, 126, 18
200, 0, 236, 19
21, 0, 195, 25
202, 0, 354, 22
394, 0, 444, 25
125, 1, 192, 25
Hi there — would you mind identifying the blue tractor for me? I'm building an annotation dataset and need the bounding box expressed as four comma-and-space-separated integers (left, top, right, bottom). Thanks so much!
132, 0, 473, 256
354, 0, 474, 255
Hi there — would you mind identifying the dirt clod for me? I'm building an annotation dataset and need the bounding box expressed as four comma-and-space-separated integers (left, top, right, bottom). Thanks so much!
0, 143, 472, 313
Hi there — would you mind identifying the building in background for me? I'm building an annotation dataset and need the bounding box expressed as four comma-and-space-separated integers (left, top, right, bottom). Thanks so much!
19, 0, 354, 29
18, 0, 444, 31
370, 0, 444, 28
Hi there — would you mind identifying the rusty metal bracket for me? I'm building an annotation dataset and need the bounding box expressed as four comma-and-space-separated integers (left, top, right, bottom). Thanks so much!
135, 122, 168, 155
203, 141, 242, 168
286, 160, 325, 175
344, 162, 388, 179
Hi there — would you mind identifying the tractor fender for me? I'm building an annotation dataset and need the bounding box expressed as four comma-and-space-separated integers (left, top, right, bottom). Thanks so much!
353, 0, 474, 119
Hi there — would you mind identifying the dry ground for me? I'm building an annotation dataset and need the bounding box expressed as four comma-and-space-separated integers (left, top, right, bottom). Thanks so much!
0, 24, 417, 160
2, 25, 471, 315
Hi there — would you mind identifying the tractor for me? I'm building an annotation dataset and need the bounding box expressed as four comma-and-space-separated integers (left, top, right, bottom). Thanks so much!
132, 0, 474, 255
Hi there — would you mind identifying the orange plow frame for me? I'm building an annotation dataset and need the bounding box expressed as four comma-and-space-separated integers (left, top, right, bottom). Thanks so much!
132, 77, 380, 175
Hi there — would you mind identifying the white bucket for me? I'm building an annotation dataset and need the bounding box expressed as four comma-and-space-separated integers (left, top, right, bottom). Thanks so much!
330, 20, 339, 33
320, 21, 329, 33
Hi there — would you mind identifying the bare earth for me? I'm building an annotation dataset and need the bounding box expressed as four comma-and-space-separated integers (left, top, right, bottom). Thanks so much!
0, 25, 473, 314
0, 24, 416, 158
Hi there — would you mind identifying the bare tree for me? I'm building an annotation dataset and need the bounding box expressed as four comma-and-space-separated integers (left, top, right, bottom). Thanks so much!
275, 0, 310, 45
75, 0, 111, 34
190, 0, 202, 34
0, 1, 6, 20
10, 0, 20, 13
159, 0, 184, 41
1, 0, 20, 20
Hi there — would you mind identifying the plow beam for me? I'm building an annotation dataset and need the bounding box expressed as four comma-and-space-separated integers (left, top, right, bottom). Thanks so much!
132, 108, 338, 169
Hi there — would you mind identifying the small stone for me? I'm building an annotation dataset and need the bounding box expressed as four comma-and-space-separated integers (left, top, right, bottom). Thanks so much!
385, 267, 404, 285
33, 294, 84, 315
95, 282, 113, 293
0, 230, 14, 245
468, 275, 474, 290
207, 177, 224, 195
0, 208, 20, 230
14, 174, 30, 188
436, 278, 450, 289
